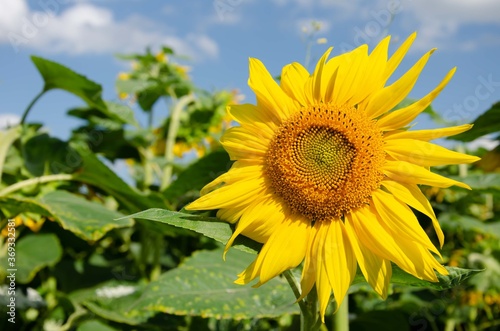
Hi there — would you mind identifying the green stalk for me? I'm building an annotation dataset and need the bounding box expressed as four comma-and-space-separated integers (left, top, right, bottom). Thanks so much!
160, 94, 194, 191
283, 270, 321, 331
333, 296, 349, 331
0, 174, 74, 196
20, 89, 46, 125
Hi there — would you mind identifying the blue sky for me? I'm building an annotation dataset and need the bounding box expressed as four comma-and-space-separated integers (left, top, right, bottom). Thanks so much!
1, 0, 500, 149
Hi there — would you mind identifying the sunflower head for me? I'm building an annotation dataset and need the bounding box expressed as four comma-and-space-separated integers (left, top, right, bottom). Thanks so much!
186, 32, 479, 320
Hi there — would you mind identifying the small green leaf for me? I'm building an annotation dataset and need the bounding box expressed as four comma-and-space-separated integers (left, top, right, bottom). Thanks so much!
103, 102, 139, 127
130, 249, 299, 319
31, 56, 107, 110
449, 173, 500, 192
0, 126, 21, 182
126, 208, 261, 254
449, 102, 500, 142
391, 266, 482, 290
0, 233, 62, 283
37, 190, 134, 241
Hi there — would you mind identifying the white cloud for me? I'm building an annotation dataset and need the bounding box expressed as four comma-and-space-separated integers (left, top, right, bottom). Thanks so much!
0, 0, 218, 60
402, 0, 500, 51
0, 114, 20, 129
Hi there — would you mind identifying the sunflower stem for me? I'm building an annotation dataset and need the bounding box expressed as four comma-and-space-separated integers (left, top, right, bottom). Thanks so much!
302, 286, 321, 331
160, 94, 194, 191
333, 295, 349, 331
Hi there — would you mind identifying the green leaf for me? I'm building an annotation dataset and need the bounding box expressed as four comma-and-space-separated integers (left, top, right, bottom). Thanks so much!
22, 133, 77, 176
77, 320, 120, 331
449, 102, 500, 142
103, 102, 139, 127
130, 249, 299, 319
163, 149, 230, 203
31, 56, 107, 111
449, 173, 500, 192
390, 266, 482, 290
71, 143, 165, 212
0, 233, 62, 283
0, 191, 133, 241
125, 208, 261, 254
0, 126, 21, 182
37, 190, 134, 241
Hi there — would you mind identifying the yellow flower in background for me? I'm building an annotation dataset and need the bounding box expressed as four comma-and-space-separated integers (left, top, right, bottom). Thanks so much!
118, 72, 130, 80
186, 32, 479, 320
156, 51, 167, 63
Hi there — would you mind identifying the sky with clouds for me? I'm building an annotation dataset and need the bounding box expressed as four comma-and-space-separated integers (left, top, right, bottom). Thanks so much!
1, 0, 499, 140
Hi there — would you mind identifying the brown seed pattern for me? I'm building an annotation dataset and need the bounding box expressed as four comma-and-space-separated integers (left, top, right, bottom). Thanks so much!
265, 103, 385, 220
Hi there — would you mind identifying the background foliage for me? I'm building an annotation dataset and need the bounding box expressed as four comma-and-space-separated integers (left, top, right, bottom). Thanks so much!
0, 47, 498, 331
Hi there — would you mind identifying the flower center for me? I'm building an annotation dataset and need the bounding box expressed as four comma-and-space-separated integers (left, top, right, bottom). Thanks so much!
265, 104, 385, 220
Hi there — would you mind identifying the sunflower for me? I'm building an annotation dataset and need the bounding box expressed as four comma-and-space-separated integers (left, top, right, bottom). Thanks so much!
185, 32, 479, 320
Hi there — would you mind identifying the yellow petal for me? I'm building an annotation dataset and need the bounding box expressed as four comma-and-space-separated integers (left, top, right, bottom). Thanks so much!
299, 223, 320, 301
378, 67, 456, 131
384, 124, 473, 141
250, 217, 310, 285
228, 103, 276, 139
381, 179, 444, 247
371, 190, 440, 256
351, 35, 389, 105
323, 220, 356, 313
281, 62, 310, 105
199, 162, 263, 195
328, 45, 369, 105
383, 32, 417, 82
248, 58, 298, 122
364, 48, 435, 119
351, 205, 442, 281
221, 127, 268, 161
383, 160, 471, 189
344, 216, 391, 298
384, 138, 480, 166
238, 196, 287, 244
307, 47, 333, 103
315, 222, 332, 320
186, 176, 265, 210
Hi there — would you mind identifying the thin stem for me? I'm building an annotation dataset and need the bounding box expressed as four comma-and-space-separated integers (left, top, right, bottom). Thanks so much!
0, 174, 74, 196
333, 296, 349, 331
160, 94, 194, 191
303, 286, 321, 331
283, 270, 307, 312
457, 144, 468, 178
20, 89, 46, 125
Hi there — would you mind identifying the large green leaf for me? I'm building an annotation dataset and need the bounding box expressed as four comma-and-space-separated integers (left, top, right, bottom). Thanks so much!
137, 249, 299, 319
22, 133, 77, 176
37, 191, 134, 241
0, 126, 21, 182
163, 149, 230, 203
0, 233, 62, 283
0, 191, 133, 241
449, 102, 500, 142
31, 56, 107, 111
71, 143, 165, 212
125, 208, 261, 254
70, 281, 154, 325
